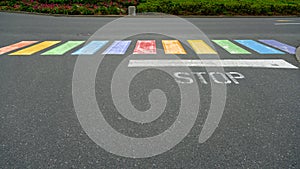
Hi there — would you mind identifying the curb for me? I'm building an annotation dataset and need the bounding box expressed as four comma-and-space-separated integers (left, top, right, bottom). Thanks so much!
0, 10, 123, 17
1, 10, 300, 18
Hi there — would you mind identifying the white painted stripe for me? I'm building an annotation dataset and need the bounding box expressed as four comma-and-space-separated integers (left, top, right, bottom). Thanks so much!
274, 23, 300, 25
128, 59, 298, 69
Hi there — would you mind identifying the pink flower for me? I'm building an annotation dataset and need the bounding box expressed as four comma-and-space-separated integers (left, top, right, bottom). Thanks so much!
14, 4, 20, 9
33, 5, 38, 10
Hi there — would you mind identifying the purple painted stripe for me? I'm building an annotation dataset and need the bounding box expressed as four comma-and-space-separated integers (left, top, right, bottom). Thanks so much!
102, 40, 131, 54
259, 40, 296, 54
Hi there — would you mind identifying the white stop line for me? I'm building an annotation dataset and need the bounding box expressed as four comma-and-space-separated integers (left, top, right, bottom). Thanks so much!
128, 59, 298, 69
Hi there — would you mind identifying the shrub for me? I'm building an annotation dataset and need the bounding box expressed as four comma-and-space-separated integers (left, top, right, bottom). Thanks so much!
0, 0, 299, 15
136, 0, 300, 16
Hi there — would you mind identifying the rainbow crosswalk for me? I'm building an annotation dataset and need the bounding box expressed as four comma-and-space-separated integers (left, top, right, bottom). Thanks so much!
0, 39, 297, 56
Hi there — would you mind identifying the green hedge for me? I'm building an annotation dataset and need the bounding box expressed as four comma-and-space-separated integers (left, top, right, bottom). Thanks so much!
137, 0, 300, 15
38, 0, 137, 6
1, 0, 299, 15
0, 0, 135, 15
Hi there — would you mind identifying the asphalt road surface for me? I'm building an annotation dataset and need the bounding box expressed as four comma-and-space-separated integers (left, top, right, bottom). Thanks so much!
0, 12, 299, 168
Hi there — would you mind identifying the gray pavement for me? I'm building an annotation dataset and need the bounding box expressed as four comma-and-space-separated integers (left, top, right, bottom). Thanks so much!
0, 12, 299, 168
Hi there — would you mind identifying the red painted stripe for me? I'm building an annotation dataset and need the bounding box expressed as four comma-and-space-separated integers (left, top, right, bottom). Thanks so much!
0, 41, 38, 55
133, 40, 156, 54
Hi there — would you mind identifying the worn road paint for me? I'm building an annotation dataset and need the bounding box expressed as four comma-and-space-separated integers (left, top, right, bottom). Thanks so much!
10, 41, 61, 55
274, 23, 300, 25
42, 41, 85, 55
102, 40, 131, 54
133, 40, 156, 54
259, 40, 296, 54
276, 20, 293, 22
174, 72, 245, 84
212, 40, 251, 54
296, 46, 300, 62
162, 40, 187, 54
0, 41, 38, 55
187, 40, 217, 54
235, 40, 285, 54
128, 59, 298, 69
72, 41, 108, 55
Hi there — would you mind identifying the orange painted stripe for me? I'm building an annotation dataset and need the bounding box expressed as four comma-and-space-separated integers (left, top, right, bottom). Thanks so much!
10, 41, 61, 55
0, 41, 38, 55
162, 40, 187, 54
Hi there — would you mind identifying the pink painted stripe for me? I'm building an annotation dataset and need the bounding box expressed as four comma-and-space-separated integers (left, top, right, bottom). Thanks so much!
133, 40, 156, 54
0, 41, 38, 55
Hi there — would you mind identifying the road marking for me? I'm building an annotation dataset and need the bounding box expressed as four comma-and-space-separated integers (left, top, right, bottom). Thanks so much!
1, 39, 298, 56
276, 20, 293, 22
296, 46, 300, 62
72, 41, 108, 55
0, 41, 38, 55
102, 40, 131, 54
162, 40, 187, 54
10, 41, 61, 55
274, 23, 300, 25
133, 40, 156, 54
174, 71, 245, 85
259, 40, 296, 54
212, 40, 251, 54
128, 59, 298, 69
42, 41, 85, 55
187, 40, 217, 54
235, 40, 285, 54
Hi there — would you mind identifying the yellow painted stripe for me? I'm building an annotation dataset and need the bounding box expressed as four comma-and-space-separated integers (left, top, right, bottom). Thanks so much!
10, 41, 61, 55
162, 40, 186, 54
187, 40, 217, 54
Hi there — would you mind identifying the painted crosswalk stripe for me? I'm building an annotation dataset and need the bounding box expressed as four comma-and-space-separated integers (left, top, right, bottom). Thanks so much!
102, 40, 131, 54
259, 40, 296, 54
162, 40, 187, 54
42, 41, 85, 55
187, 40, 217, 54
133, 40, 156, 54
235, 40, 285, 54
72, 41, 108, 55
212, 40, 251, 54
128, 59, 298, 69
10, 41, 61, 55
0, 41, 38, 55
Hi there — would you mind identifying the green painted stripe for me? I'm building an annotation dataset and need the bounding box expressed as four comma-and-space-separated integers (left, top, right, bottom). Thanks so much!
41, 41, 85, 55
212, 40, 251, 54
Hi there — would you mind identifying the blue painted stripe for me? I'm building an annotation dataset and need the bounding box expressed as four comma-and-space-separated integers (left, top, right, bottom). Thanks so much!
102, 40, 131, 54
71, 41, 108, 55
235, 40, 285, 54
259, 40, 296, 54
